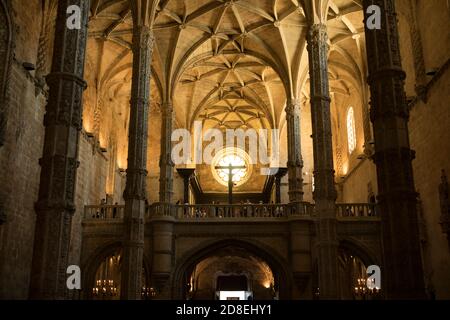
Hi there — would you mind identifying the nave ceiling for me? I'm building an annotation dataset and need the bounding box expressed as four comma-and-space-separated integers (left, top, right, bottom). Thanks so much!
85, 0, 368, 138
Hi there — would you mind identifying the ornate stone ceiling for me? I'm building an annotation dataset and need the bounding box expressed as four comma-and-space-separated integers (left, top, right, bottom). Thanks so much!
86, 0, 367, 136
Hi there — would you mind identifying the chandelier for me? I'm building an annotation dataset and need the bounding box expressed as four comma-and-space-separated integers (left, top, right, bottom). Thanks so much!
92, 279, 118, 297
353, 278, 380, 298
141, 286, 157, 299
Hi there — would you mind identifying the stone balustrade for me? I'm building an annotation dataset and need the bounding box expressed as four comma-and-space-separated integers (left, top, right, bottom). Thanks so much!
84, 205, 125, 220
83, 202, 380, 221
335, 203, 378, 218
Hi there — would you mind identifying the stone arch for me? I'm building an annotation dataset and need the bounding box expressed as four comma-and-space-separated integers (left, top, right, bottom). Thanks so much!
171, 238, 294, 300
337, 238, 381, 299
82, 241, 151, 299
0, 0, 13, 147
339, 238, 379, 267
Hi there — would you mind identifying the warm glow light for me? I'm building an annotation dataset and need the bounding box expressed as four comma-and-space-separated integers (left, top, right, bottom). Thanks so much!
216, 154, 248, 184
347, 107, 357, 154
342, 162, 349, 175
211, 148, 252, 187
263, 281, 271, 289
219, 291, 246, 300
99, 132, 107, 149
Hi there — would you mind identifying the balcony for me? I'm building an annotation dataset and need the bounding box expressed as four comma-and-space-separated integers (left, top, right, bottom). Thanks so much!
335, 203, 379, 220
83, 202, 379, 222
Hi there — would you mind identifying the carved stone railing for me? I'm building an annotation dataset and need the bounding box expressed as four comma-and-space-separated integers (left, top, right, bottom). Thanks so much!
159, 203, 314, 220
335, 203, 378, 218
84, 205, 125, 220
83, 202, 379, 222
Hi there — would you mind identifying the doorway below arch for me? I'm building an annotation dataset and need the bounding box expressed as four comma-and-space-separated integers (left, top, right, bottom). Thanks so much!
178, 243, 287, 300
87, 247, 151, 300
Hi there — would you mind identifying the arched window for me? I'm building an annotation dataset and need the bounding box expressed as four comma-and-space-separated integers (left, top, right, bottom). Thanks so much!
211, 148, 251, 187
346, 107, 356, 154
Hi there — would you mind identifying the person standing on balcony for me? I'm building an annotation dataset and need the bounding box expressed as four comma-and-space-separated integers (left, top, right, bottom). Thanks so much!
112, 202, 119, 219
100, 198, 106, 218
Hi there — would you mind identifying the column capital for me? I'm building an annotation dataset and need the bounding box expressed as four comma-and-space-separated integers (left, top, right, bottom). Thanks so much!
161, 101, 174, 114
132, 24, 154, 50
307, 23, 328, 46
285, 98, 301, 114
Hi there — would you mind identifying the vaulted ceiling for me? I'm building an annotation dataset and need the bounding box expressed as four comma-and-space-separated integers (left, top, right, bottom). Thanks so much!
85, 0, 367, 136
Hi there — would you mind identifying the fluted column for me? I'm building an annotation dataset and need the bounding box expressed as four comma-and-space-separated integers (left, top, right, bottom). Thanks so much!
307, 23, 339, 299
286, 98, 304, 202
29, 0, 89, 299
363, 0, 426, 299
159, 102, 174, 204
121, 24, 153, 300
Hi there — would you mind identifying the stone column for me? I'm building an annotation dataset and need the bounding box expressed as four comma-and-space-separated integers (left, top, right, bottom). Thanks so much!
159, 102, 174, 204
362, 0, 426, 299
285, 98, 304, 202
29, 0, 89, 299
306, 23, 339, 299
121, 24, 153, 300
152, 101, 175, 298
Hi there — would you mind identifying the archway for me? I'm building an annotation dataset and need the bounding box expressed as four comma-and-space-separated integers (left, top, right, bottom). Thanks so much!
83, 244, 151, 300
338, 241, 381, 300
172, 239, 292, 300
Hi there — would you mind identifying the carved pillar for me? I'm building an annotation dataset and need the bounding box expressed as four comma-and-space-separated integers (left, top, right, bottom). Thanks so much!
285, 98, 304, 202
29, 0, 89, 299
159, 102, 174, 204
362, 0, 426, 299
152, 101, 175, 298
121, 24, 153, 300
307, 23, 339, 299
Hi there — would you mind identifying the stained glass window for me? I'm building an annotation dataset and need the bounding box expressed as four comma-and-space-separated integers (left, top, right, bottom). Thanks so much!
347, 107, 356, 154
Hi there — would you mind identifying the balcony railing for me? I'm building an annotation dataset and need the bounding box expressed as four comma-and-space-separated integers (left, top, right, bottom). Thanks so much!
335, 203, 378, 218
83, 202, 378, 221
167, 203, 314, 220
84, 205, 125, 220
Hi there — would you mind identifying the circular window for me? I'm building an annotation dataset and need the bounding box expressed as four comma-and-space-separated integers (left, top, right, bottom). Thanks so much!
211, 148, 251, 187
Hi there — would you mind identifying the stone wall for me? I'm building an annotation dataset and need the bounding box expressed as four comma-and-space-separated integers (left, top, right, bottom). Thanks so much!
340, 159, 378, 203
409, 70, 450, 299
69, 134, 110, 267
0, 61, 45, 299
0, 0, 45, 299
401, 0, 450, 299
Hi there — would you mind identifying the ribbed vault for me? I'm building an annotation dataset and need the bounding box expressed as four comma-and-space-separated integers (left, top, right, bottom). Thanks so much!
84, 0, 370, 187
